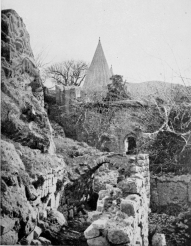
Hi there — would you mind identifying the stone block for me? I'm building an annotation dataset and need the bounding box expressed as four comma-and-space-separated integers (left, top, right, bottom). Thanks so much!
87, 211, 102, 222
124, 216, 134, 226
92, 219, 108, 229
137, 154, 148, 160
128, 194, 141, 204
33, 226, 42, 239
137, 159, 147, 167
99, 190, 109, 200
120, 199, 136, 217
107, 228, 130, 245
131, 173, 144, 180
130, 165, 141, 173
129, 156, 136, 163
69, 209, 74, 219
87, 236, 110, 246
26, 231, 34, 244
84, 224, 100, 239
157, 181, 187, 206
118, 178, 143, 196
31, 239, 41, 245
97, 199, 104, 212
48, 209, 67, 226
38, 236, 52, 245
0, 217, 15, 234
0, 229, 18, 245
152, 233, 166, 246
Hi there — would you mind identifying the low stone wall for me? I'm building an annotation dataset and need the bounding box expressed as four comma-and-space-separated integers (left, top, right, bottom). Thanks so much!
84, 154, 150, 246
58, 155, 114, 220
150, 174, 191, 214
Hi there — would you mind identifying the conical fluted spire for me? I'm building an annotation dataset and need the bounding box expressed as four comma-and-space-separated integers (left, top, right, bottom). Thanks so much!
83, 39, 112, 92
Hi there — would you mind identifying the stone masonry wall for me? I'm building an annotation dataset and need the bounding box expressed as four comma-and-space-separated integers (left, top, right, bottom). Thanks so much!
150, 174, 191, 214
0, 139, 67, 245
84, 154, 150, 246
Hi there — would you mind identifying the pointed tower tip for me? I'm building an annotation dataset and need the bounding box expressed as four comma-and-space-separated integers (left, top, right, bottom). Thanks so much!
83, 38, 111, 91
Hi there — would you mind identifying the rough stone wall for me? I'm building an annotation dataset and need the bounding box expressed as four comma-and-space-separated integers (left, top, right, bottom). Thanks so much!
0, 139, 67, 245
150, 174, 191, 214
84, 154, 150, 246
48, 100, 145, 153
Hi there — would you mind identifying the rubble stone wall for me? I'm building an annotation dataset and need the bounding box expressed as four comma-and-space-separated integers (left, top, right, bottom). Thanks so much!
0, 139, 67, 245
84, 154, 150, 246
150, 174, 191, 214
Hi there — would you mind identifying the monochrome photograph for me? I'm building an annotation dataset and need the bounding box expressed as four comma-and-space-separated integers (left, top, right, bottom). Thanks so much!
1, 1, 191, 245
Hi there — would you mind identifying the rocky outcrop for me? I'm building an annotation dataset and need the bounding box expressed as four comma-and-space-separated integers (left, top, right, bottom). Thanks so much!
84, 154, 150, 246
1, 9, 43, 103
50, 120, 65, 138
1, 9, 55, 154
0, 139, 67, 245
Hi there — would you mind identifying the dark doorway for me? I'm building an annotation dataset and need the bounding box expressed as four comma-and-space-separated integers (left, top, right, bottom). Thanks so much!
87, 192, 99, 210
125, 136, 136, 154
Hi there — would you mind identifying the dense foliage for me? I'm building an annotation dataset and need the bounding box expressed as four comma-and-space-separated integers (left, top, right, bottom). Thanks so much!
104, 75, 131, 101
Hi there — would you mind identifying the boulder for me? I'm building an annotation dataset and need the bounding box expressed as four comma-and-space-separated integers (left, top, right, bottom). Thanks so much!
84, 224, 100, 239
0, 229, 18, 245
152, 233, 166, 246
120, 199, 136, 217
48, 209, 67, 226
92, 219, 108, 230
33, 226, 42, 239
107, 228, 130, 245
87, 236, 110, 246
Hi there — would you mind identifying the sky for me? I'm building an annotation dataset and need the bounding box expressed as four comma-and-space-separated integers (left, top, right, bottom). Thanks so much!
2, 0, 191, 86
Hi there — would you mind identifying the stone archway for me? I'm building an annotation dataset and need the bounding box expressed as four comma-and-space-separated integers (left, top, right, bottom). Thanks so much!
124, 135, 137, 154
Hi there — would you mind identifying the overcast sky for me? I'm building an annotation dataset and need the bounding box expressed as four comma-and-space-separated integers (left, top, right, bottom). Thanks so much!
2, 0, 191, 85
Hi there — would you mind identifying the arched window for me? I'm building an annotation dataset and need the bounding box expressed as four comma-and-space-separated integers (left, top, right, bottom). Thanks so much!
124, 135, 137, 154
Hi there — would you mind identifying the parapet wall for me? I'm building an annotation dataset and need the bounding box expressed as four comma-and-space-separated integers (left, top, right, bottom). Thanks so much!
84, 154, 150, 246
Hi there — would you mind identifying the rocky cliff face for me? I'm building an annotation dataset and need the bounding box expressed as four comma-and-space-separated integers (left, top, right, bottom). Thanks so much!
1, 9, 55, 154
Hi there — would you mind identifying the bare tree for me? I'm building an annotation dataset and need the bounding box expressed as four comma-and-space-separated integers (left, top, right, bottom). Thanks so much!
45, 60, 88, 86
